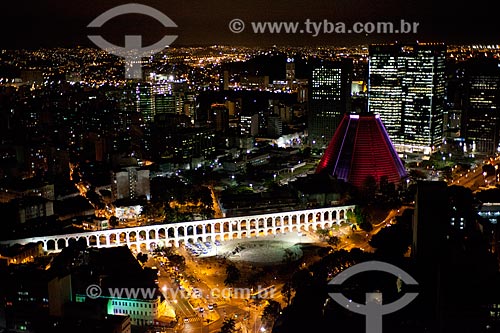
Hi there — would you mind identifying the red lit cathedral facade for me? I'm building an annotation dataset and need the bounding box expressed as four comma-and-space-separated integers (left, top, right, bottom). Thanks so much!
316, 113, 408, 189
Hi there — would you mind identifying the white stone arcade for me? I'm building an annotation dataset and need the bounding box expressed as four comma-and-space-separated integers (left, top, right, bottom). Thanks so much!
0, 205, 355, 253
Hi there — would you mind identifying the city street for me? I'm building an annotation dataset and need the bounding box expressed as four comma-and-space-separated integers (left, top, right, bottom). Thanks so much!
450, 155, 500, 190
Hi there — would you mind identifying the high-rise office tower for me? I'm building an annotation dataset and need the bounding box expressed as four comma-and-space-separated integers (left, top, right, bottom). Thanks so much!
154, 93, 177, 115
137, 80, 176, 121
462, 58, 500, 154
286, 58, 295, 88
368, 43, 446, 154
111, 166, 151, 200
209, 104, 230, 134
443, 61, 465, 140
368, 44, 404, 144
240, 113, 259, 137
308, 58, 353, 148
136, 82, 154, 123
222, 70, 230, 91
412, 181, 448, 331
266, 115, 283, 138
411, 181, 493, 332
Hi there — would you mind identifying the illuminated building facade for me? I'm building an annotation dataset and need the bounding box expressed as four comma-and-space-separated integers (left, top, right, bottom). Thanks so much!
240, 113, 259, 137
368, 43, 446, 154
111, 167, 151, 201
162, 127, 216, 163
0, 242, 43, 266
315, 112, 408, 189
136, 80, 177, 121
154, 93, 176, 114
266, 116, 283, 138
106, 296, 167, 326
68, 246, 174, 327
286, 58, 295, 88
308, 59, 352, 148
367, 44, 403, 142
136, 83, 154, 123
462, 58, 500, 154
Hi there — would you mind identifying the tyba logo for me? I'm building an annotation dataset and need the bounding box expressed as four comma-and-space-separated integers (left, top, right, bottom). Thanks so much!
328, 261, 418, 333
88, 3, 178, 79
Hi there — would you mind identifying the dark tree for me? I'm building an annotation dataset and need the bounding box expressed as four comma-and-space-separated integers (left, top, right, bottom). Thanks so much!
362, 175, 378, 202
369, 216, 411, 258
224, 264, 241, 286
281, 280, 293, 306
291, 269, 310, 291
109, 216, 119, 228
168, 254, 186, 270
137, 253, 148, 264
199, 186, 214, 208
327, 235, 341, 247
261, 299, 282, 328
220, 317, 237, 333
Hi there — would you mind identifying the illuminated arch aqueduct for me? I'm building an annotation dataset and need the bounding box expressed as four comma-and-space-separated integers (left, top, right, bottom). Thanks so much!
0, 205, 355, 253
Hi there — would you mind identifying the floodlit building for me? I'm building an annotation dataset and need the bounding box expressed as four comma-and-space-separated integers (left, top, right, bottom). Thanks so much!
240, 113, 259, 137
111, 167, 150, 201
49, 246, 174, 328
308, 58, 353, 147
368, 43, 446, 154
266, 115, 283, 138
462, 58, 500, 154
315, 112, 408, 189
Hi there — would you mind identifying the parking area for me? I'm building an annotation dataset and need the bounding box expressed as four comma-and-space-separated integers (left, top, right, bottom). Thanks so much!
184, 239, 221, 257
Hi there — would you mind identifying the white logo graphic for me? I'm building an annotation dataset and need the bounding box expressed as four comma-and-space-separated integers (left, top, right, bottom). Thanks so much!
328, 261, 418, 333
88, 3, 178, 79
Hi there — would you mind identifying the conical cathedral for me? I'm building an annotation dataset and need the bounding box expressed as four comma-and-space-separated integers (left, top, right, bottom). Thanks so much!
315, 112, 408, 189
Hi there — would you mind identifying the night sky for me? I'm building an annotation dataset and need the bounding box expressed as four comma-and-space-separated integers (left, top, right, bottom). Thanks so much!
1, 0, 498, 49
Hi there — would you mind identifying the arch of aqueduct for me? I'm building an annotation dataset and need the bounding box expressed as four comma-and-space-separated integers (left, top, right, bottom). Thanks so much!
0, 205, 356, 253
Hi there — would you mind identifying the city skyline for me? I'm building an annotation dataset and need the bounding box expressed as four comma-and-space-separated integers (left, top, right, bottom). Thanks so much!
3, 3, 500, 332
